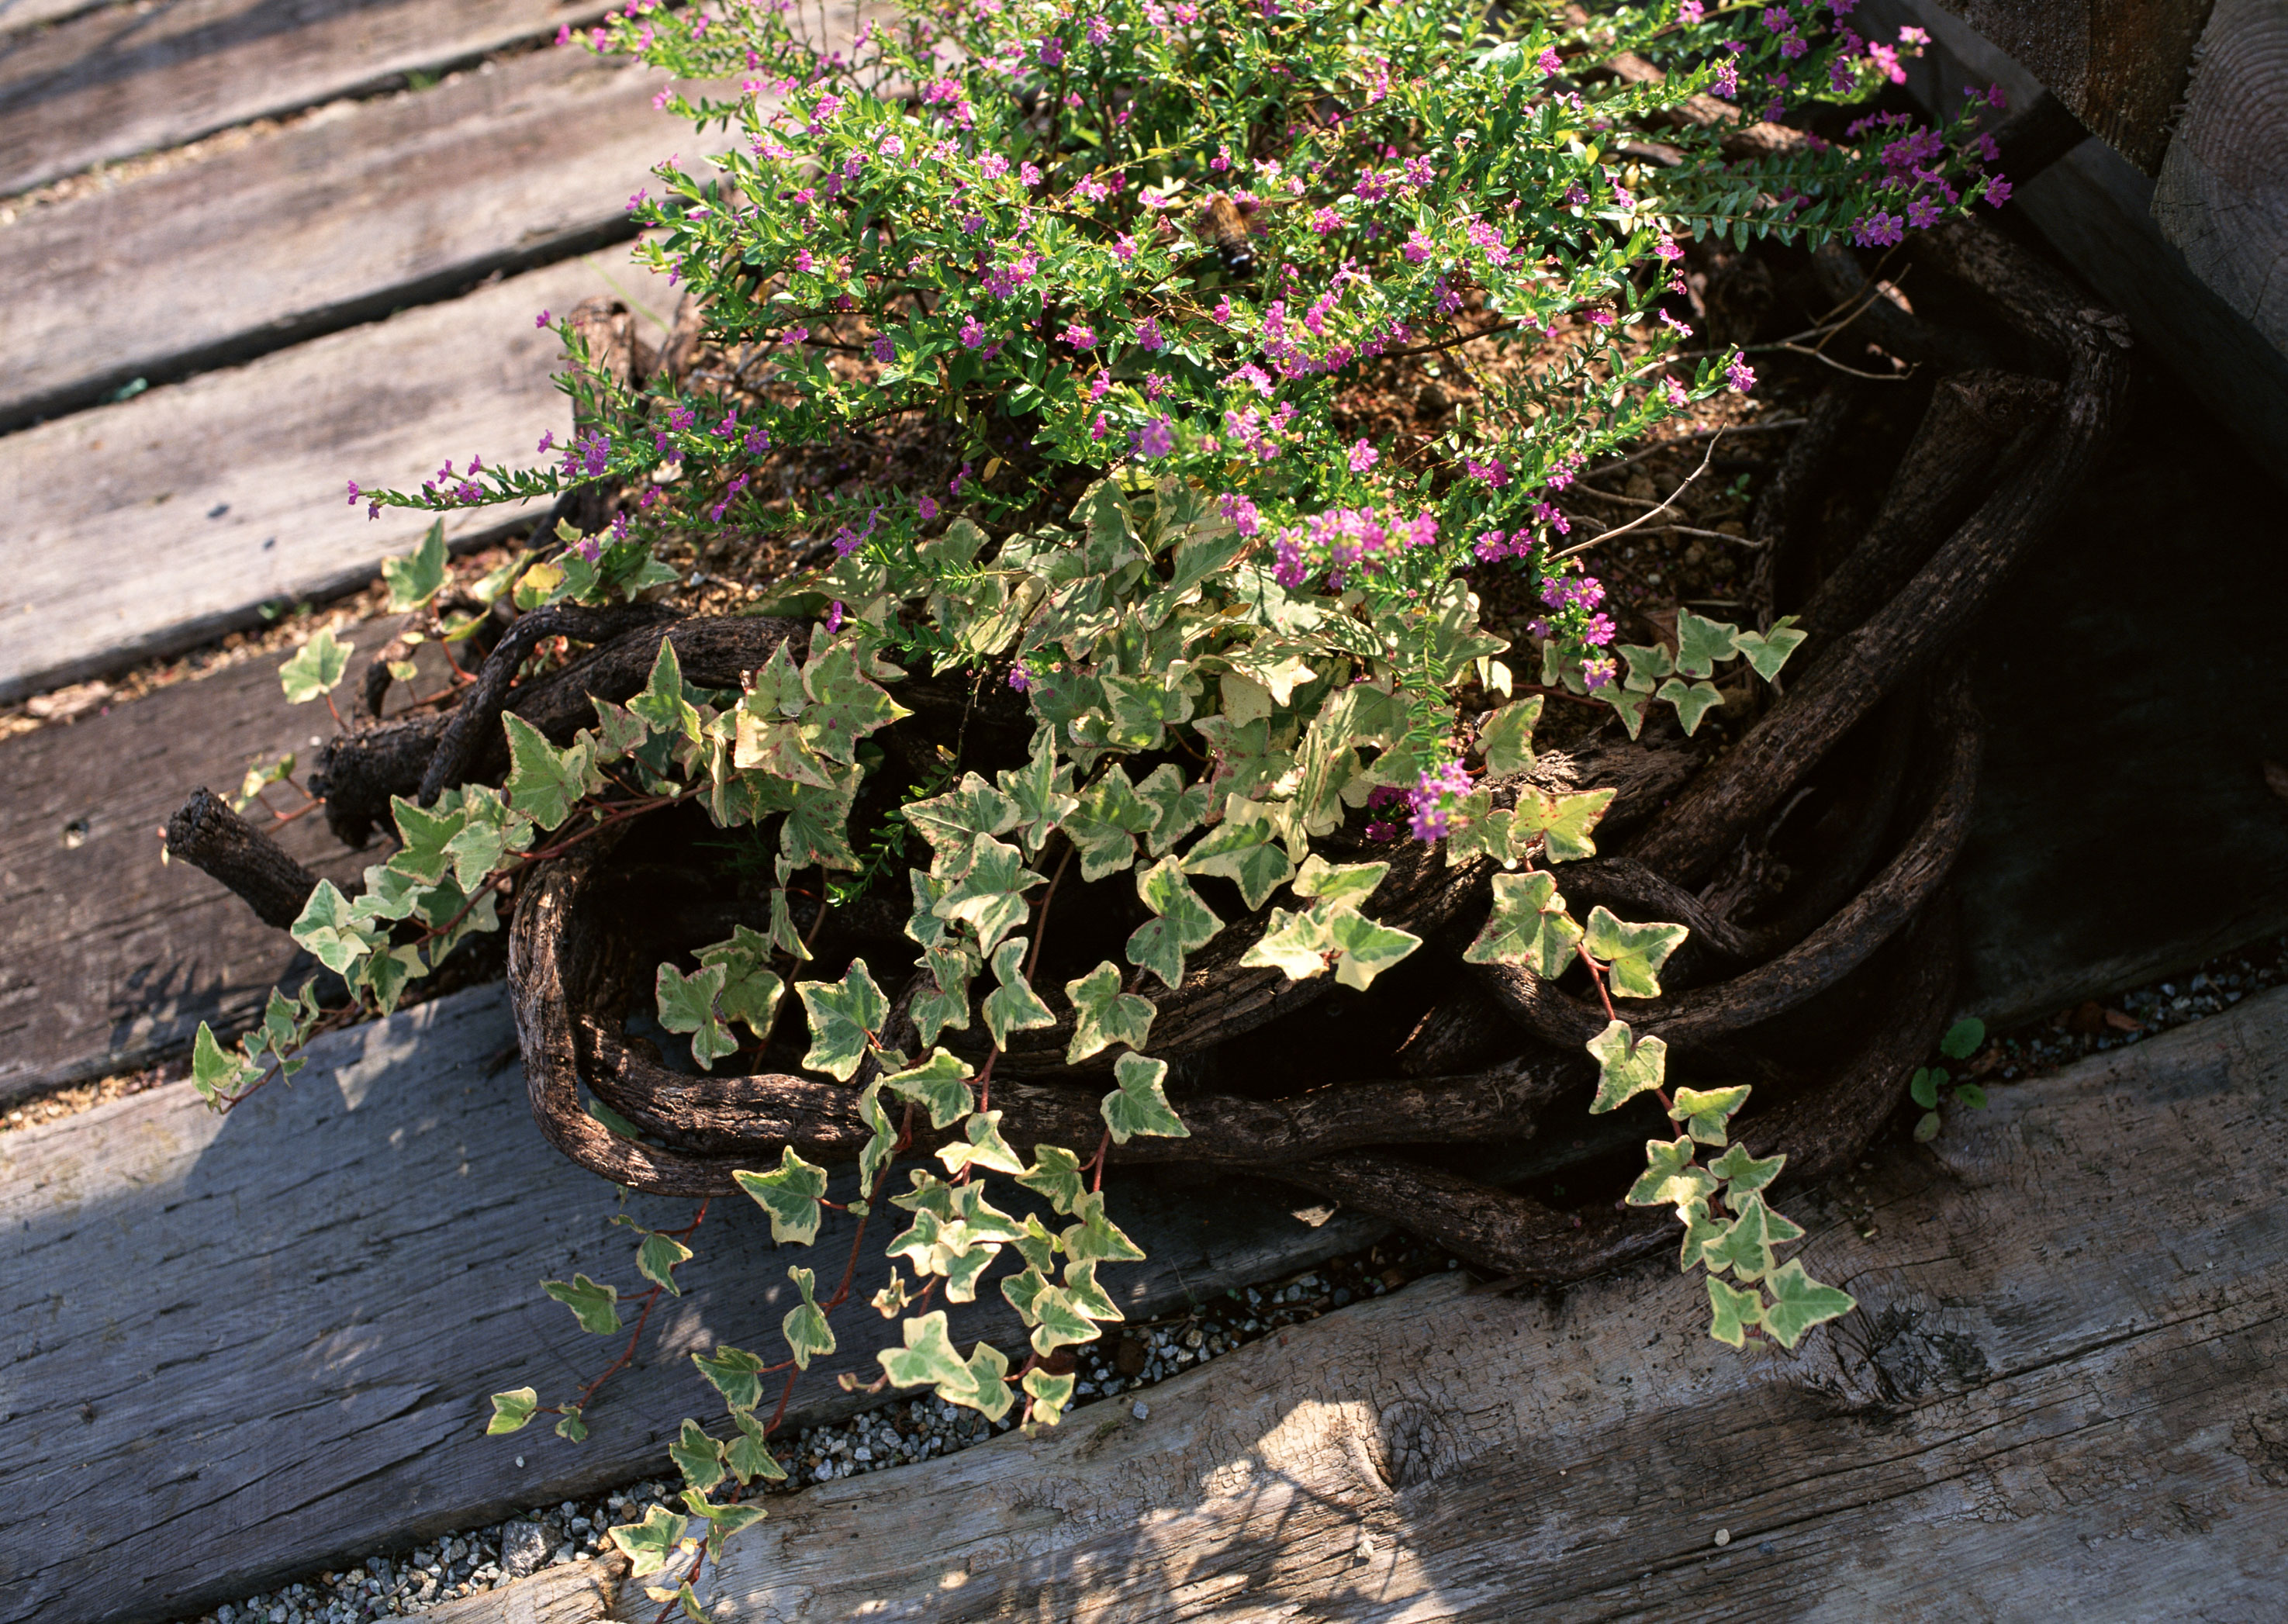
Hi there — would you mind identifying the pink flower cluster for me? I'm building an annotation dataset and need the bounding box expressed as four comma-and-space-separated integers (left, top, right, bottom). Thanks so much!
1270, 503, 1440, 588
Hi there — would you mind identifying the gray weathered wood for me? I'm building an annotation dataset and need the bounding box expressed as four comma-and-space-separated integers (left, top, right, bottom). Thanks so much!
0, 982, 1385, 1624
430, 1558, 624, 1624
0, 47, 683, 431
658, 985, 2288, 1622
0, 252, 673, 706
0, 0, 614, 198
2153, 0, 2288, 357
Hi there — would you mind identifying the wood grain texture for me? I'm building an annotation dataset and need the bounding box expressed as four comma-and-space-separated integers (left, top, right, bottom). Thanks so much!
0, 47, 682, 431
667, 986, 2288, 1622
0, 0, 109, 41
1931, 0, 2214, 173
0, 252, 673, 706
2153, 0, 2288, 354
0, 0, 613, 198
0, 983, 1385, 1624
428, 1557, 624, 1623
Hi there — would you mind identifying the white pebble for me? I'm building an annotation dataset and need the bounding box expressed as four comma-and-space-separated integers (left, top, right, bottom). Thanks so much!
1132, 1401, 1150, 1421
1713, 1529, 1731, 1547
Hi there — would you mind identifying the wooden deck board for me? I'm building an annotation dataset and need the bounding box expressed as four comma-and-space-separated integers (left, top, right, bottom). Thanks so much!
637, 986, 2288, 1622
0, 251, 673, 706
0, 46, 683, 430
0, 983, 1387, 1624
0, 0, 615, 198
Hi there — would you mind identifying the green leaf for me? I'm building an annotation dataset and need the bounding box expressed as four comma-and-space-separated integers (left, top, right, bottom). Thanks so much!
1910, 1066, 1942, 1110
911, 969, 973, 1049
1598, 682, 1654, 740
931, 837, 1045, 952
1655, 677, 1726, 736
1320, 905, 1422, 991
1582, 907, 1688, 1000
1060, 1190, 1146, 1265
1291, 855, 1388, 908
1759, 1259, 1855, 1348
696, 926, 785, 1039
1062, 765, 1155, 881
1478, 696, 1542, 775
902, 772, 1021, 877
628, 637, 703, 745
878, 1310, 980, 1401
382, 521, 449, 611
1670, 1083, 1751, 1146
797, 959, 888, 1081
1616, 641, 1675, 693
1952, 1081, 1989, 1111
855, 1080, 897, 1197
192, 1021, 261, 1103
1017, 1145, 1088, 1215
291, 879, 380, 976
656, 961, 737, 1071
1588, 1020, 1668, 1114
1064, 960, 1156, 1064
486, 1387, 539, 1436
1707, 1142, 1785, 1197
1023, 1366, 1077, 1426
555, 1409, 589, 1443
1940, 1018, 1986, 1060
542, 1273, 621, 1335
782, 1265, 836, 1370
1239, 903, 1335, 981
800, 638, 910, 762
1180, 795, 1297, 908
610, 1505, 686, 1579
679, 1490, 768, 1562
1012, 1273, 1101, 1355
1675, 1197, 1729, 1272
278, 627, 354, 704
1513, 788, 1616, 864
779, 765, 862, 871
1674, 609, 1740, 679
1733, 617, 1807, 681
1464, 869, 1583, 975
937, 1108, 1028, 1177
880, 1047, 976, 1130
1701, 1192, 1802, 1282
982, 938, 1057, 1049
671, 1418, 726, 1492
1913, 1108, 1943, 1143
997, 743, 1080, 856
1101, 1052, 1187, 1143
726, 1411, 787, 1483
1133, 763, 1212, 856
1125, 858, 1222, 990
1706, 1274, 1764, 1348
1628, 1135, 1718, 1207
639, 1231, 694, 1295
732, 1147, 831, 1246
501, 712, 600, 829
692, 1344, 769, 1413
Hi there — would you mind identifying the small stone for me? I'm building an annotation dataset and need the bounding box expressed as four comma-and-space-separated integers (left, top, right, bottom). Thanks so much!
1132, 1400, 1150, 1421
1713, 1529, 1731, 1547
499, 1521, 550, 1578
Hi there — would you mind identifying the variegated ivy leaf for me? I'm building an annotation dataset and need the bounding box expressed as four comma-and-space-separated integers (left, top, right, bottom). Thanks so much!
1009, 1270, 1099, 1355
731, 644, 834, 786
855, 1080, 897, 1198
1478, 696, 1543, 776
1758, 1259, 1855, 1348
877, 1311, 978, 1402
937, 1108, 1028, 1177
1733, 616, 1808, 682
1616, 641, 1675, 695
542, 1273, 620, 1335
1103, 671, 1196, 750
1656, 678, 1726, 737
1023, 1367, 1077, 1426
696, 925, 785, 1039
1583, 907, 1688, 999
1062, 765, 1156, 881
880, 1047, 976, 1129
1320, 906, 1422, 991
1012, 1212, 1061, 1274
959, 1341, 1016, 1422
902, 772, 1022, 878
1294, 681, 1406, 835
388, 795, 466, 886
931, 837, 1045, 952
670, 1418, 726, 1492
1134, 762, 1212, 855
1441, 792, 1518, 870
638, 1230, 693, 1295
1674, 609, 1741, 679
1706, 1274, 1764, 1349
981, 938, 1056, 1050
502, 713, 603, 829
1600, 681, 1654, 740
1675, 1197, 1729, 1271
1191, 713, 1298, 807
656, 962, 738, 1070
779, 762, 862, 872
769, 883, 812, 962
1464, 869, 1583, 976
1512, 787, 1615, 864
1064, 1257, 1123, 1325
1125, 858, 1222, 990
796, 959, 888, 1081
1061, 1190, 1147, 1265
441, 790, 533, 891
1180, 794, 1297, 909
782, 1265, 836, 1370
1239, 904, 1332, 981
628, 637, 703, 745
726, 1411, 787, 1484
610, 1506, 686, 1579
291, 879, 382, 976
1707, 1142, 1785, 1196
381, 522, 448, 612
486, 1387, 539, 1436
1701, 1192, 1802, 1283
1292, 854, 1387, 909
912, 971, 973, 1049
1101, 1052, 1187, 1144
732, 1146, 831, 1246
1627, 1135, 1718, 1207
799, 637, 910, 762
1588, 1019, 1668, 1114
1671, 1083, 1751, 1146
278, 627, 353, 703
1064, 960, 1156, 1064
997, 742, 1080, 857
692, 1344, 769, 1412
679, 1490, 769, 1564
1018, 1145, 1088, 1215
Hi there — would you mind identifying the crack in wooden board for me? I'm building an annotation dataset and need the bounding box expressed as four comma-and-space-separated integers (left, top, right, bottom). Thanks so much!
0, 0, 618, 199
620, 986, 2288, 1622
0, 983, 1385, 1624
0, 252, 674, 705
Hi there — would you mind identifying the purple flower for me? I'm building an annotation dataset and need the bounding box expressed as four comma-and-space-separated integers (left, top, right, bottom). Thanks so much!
1132, 416, 1176, 458
534, 309, 551, 328
1907, 195, 1942, 230
1402, 229, 1433, 264
1726, 355, 1757, 393
345, 479, 360, 506
1986, 174, 2013, 206
536, 430, 555, 454
871, 337, 895, 363
1007, 665, 1033, 693
1581, 656, 1617, 690
1038, 35, 1066, 67
1218, 492, 1261, 535
1348, 440, 1379, 474
918, 495, 938, 521
1137, 316, 1166, 351
959, 314, 987, 348
1854, 210, 1905, 247
824, 600, 845, 634
1060, 323, 1097, 350
1535, 46, 1562, 75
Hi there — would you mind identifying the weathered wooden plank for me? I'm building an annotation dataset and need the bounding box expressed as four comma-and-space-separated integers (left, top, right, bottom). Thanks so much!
2153, 0, 2288, 356
429, 1558, 624, 1624
1928, 0, 2215, 174
661, 985, 2288, 1622
0, 0, 109, 40
0, 635, 394, 1107
0, 252, 672, 706
0, 47, 681, 431
0, 0, 615, 199
0, 982, 1386, 1624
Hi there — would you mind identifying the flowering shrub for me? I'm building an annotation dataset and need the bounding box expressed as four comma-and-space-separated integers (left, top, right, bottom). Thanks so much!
209, 0, 2007, 1590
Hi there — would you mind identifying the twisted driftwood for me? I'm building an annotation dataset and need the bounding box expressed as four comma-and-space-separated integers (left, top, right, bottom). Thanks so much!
168, 218, 2124, 1279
